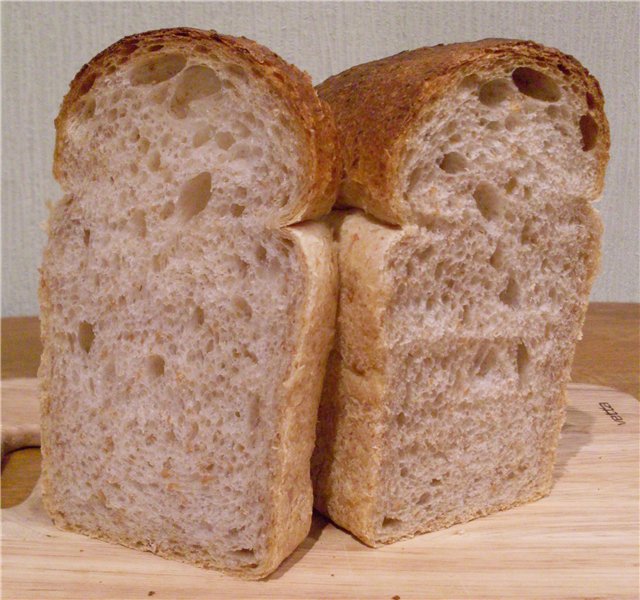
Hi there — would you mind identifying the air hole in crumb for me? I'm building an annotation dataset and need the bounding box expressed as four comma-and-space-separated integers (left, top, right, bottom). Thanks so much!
235, 121, 252, 138
215, 131, 235, 150
400, 467, 408, 477
407, 165, 424, 193
232, 296, 252, 319
147, 150, 161, 171
146, 355, 165, 378
148, 44, 164, 52
192, 306, 205, 327
418, 492, 431, 505
504, 177, 518, 193
152, 253, 167, 271
586, 92, 596, 110
187, 422, 199, 441
520, 220, 537, 244
178, 172, 212, 222
579, 114, 598, 151
516, 342, 531, 382
546, 105, 561, 119
255, 245, 267, 261
80, 97, 96, 119
78, 321, 95, 353
131, 209, 146, 238
138, 138, 150, 154
381, 517, 402, 529
159, 201, 175, 220
476, 348, 497, 377
130, 54, 186, 85
193, 126, 213, 148
396, 412, 406, 426
512, 67, 561, 102
504, 113, 523, 131
232, 549, 256, 561
150, 85, 169, 104
78, 73, 97, 96
230, 204, 245, 217
83, 229, 91, 246
430, 478, 442, 486
170, 66, 222, 118
473, 183, 505, 220
461, 305, 470, 324
478, 78, 512, 106
499, 277, 520, 307
438, 152, 468, 174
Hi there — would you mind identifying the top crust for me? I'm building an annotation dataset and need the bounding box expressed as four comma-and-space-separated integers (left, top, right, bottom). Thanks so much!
54, 27, 341, 226
318, 38, 610, 225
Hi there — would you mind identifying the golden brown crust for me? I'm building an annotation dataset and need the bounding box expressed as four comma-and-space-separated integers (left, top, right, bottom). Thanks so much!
54, 27, 340, 225
41, 223, 337, 580
312, 211, 403, 545
262, 222, 338, 577
312, 212, 573, 548
43, 28, 340, 579
318, 38, 610, 225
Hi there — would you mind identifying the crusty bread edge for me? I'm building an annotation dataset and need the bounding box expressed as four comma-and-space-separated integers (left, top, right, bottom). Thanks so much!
318, 38, 610, 225
312, 203, 603, 547
53, 27, 341, 226
254, 221, 338, 578
41, 28, 342, 579
312, 211, 404, 546
39, 221, 338, 580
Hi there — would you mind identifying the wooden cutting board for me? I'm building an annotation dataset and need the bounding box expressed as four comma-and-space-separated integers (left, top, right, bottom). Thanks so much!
2, 379, 638, 599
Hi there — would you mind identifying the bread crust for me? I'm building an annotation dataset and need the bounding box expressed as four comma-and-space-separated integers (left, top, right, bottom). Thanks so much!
315, 41, 609, 547
54, 27, 340, 226
318, 39, 610, 225
312, 211, 403, 544
42, 222, 337, 579
41, 28, 340, 579
262, 222, 338, 577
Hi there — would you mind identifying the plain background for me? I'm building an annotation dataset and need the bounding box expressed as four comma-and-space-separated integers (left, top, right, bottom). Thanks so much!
2, 1, 638, 316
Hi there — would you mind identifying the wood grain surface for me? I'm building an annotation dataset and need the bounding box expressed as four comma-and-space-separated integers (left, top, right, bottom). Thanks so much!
2, 378, 638, 599
1, 303, 638, 511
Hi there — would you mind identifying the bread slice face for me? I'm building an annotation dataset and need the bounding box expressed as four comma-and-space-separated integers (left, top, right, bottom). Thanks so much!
39, 28, 338, 578
312, 40, 609, 546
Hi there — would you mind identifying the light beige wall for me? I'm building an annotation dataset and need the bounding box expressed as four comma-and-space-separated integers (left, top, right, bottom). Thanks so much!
2, 1, 638, 315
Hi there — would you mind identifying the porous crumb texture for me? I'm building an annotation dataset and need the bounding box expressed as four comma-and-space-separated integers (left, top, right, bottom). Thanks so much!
313, 44, 608, 547
40, 29, 337, 578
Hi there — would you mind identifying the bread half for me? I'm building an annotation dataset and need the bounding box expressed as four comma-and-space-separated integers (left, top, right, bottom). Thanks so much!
39, 28, 338, 578
312, 40, 609, 546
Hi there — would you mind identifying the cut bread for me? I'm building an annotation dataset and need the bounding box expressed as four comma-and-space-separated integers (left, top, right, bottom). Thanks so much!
312, 40, 609, 546
39, 28, 339, 578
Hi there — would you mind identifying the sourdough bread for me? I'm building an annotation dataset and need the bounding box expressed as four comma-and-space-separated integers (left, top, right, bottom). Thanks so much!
39, 28, 339, 578
312, 39, 609, 546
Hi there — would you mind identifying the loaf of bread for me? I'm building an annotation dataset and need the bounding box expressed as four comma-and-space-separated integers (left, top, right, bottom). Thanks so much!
39, 28, 339, 578
312, 40, 609, 546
